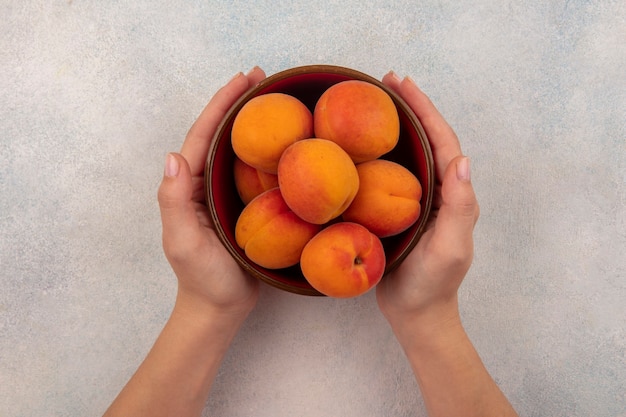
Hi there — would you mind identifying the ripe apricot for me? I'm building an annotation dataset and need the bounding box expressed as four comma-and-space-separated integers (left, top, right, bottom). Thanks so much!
277, 138, 359, 225
314, 80, 400, 163
233, 157, 279, 205
300, 222, 386, 298
232, 93, 313, 174
235, 188, 321, 269
342, 159, 422, 238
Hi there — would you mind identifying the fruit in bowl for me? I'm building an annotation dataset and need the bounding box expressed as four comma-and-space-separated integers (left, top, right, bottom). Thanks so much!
277, 138, 359, 225
231, 92, 313, 174
233, 157, 279, 205
205, 65, 434, 297
235, 188, 321, 270
342, 159, 423, 238
300, 222, 386, 298
314, 80, 400, 163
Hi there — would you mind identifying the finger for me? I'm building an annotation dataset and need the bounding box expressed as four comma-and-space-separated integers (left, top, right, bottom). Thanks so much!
181, 70, 259, 176
157, 153, 203, 262
382, 72, 462, 182
431, 183, 443, 209
430, 156, 479, 266
245, 66, 266, 87
381, 70, 403, 94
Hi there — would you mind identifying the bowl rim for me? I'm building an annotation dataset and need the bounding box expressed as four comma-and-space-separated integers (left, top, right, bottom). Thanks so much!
205, 64, 434, 296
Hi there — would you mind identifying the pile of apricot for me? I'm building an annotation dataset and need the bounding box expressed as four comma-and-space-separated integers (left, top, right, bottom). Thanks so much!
231, 80, 422, 298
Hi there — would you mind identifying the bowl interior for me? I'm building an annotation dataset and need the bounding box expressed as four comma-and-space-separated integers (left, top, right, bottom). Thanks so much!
206, 65, 434, 296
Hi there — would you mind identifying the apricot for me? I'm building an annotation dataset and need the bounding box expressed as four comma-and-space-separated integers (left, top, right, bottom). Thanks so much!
314, 80, 400, 163
277, 138, 359, 225
232, 93, 313, 174
235, 188, 321, 269
300, 222, 386, 298
342, 159, 422, 238
233, 157, 279, 205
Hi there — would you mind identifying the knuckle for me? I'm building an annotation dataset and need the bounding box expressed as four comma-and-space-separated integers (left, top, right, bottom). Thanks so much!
162, 235, 202, 266
446, 246, 474, 273
474, 202, 481, 224
157, 188, 182, 213
457, 196, 478, 219
157, 185, 172, 207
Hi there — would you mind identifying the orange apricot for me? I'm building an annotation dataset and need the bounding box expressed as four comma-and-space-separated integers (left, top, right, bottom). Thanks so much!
232, 93, 313, 174
300, 222, 386, 298
235, 188, 321, 269
342, 159, 422, 238
233, 157, 279, 205
277, 138, 359, 225
314, 80, 400, 163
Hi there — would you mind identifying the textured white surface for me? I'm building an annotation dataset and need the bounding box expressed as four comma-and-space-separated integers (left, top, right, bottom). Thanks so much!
1, 1, 625, 416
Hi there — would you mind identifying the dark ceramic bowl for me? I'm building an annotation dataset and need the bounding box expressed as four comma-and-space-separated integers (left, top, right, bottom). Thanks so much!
205, 65, 434, 296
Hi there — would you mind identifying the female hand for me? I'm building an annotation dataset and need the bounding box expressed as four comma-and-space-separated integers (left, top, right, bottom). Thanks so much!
104, 68, 269, 417
377, 73, 480, 326
157, 67, 267, 317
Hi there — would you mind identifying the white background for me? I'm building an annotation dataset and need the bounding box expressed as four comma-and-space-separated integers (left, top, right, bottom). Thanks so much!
1, 1, 625, 416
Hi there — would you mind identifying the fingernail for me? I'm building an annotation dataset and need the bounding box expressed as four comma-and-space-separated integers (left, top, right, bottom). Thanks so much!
456, 157, 471, 182
388, 70, 401, 82
246, 66, 260, 76
165, 153, 179, 178
229, 71, 243, 82
404, 75, 418, 88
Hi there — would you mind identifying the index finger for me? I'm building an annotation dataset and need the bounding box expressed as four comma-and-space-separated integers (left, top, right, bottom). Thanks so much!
382, 73, 462, 182
181, 67, 267, 176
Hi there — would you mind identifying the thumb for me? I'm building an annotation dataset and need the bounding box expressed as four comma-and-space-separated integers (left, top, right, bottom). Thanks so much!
432, 156, 480, 262
157, 153, 202, 259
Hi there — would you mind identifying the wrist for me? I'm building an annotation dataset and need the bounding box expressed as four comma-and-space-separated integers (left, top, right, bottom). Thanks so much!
385, 298, 463, 350
172, 288, 256, 334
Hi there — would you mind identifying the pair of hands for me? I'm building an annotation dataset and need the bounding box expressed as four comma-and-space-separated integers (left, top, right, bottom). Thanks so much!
157, 66, 479, 326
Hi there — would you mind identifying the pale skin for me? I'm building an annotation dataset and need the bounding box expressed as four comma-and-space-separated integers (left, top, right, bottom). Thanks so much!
102, 66, 518, 417
379, 73, 518, 417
